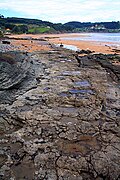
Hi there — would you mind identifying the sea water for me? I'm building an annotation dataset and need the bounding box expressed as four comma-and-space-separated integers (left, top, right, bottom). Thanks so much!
61, 33, 120, 44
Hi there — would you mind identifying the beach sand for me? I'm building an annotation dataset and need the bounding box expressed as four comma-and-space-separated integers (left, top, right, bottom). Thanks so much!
8, 33, 120, 54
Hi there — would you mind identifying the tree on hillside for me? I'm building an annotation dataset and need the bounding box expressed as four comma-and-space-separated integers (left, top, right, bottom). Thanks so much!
12, 25, 28, 34
11, 26, 20, 33
0, 14, 4, 19
19, 25, 28, 33
4, 23, 16, 30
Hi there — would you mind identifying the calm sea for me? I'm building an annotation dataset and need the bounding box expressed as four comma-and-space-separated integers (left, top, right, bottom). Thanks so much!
62, 33, 120, 45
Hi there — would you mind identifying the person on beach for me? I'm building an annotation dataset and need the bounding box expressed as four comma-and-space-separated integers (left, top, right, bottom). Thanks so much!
60, 43, 63, 47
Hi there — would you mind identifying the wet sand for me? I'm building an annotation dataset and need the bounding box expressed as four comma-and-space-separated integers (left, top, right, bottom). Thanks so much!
8, 33, 120, 54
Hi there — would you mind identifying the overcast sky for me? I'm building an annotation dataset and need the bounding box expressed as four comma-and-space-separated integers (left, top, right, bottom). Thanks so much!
0, 0, 119, 23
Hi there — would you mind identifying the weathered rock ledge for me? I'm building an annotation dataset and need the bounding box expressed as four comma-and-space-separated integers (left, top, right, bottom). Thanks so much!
0, 49, 120, 179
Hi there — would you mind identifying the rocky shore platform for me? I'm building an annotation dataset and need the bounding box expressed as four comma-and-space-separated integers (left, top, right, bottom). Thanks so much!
0, 47, 120, 179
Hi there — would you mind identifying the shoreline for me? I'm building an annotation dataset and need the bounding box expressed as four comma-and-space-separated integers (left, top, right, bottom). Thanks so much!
47, 33, 120, 54
4, 33, 120, 54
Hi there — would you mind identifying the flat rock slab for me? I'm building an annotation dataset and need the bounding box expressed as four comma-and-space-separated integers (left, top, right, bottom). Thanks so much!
0, 50, 120, 180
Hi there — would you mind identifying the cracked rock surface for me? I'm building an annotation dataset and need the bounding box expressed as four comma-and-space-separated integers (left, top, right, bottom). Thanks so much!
0, 49, 120, 180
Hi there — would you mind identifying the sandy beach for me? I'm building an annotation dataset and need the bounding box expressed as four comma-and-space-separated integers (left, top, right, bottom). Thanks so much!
7, 33, 120, 54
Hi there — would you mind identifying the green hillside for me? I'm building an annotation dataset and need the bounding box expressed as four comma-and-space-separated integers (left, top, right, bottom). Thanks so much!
28, 26, 54, 34
0, 15, 120, 34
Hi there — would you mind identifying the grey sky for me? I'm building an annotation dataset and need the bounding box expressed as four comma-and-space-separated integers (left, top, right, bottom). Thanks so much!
0, 0, 119, 23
